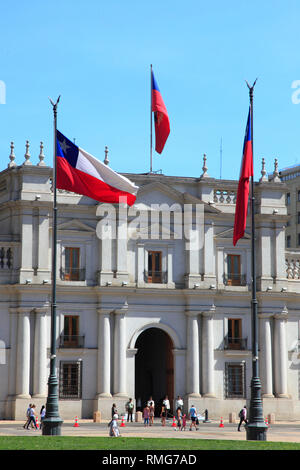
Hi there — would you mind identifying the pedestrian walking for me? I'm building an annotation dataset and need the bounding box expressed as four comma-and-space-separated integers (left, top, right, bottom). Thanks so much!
176, 406, 182, 430
126, 398, 134, 422
111, 403, 117, 419
40, 405, 46, 430
23, 403, 32, 429
25, 404, 38, 430
149, 402, 155, 426
160, 404, 167, 426
143, 404, 150, 427
189, 404, 198, 431
237, 405, 248, 431
109, 414, 120, 437
181, 414, 187, 431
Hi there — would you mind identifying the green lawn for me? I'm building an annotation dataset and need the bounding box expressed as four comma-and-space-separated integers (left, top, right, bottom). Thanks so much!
0, 436, 299, 450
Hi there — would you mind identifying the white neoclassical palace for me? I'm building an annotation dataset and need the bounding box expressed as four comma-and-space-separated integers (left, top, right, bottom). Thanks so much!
0, 145, 300, 421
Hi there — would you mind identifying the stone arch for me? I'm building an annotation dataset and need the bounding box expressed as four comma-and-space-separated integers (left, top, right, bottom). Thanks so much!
129, 321, 181, 351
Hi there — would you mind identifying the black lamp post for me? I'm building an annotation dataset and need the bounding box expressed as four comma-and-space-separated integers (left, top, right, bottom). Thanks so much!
42, 96, 63, 435
245, 81, 268, 441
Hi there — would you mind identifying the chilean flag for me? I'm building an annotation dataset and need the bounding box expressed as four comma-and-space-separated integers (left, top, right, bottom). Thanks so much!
152, 70, 170, 154
233, 108, 253, 246
56, 131, 138, 206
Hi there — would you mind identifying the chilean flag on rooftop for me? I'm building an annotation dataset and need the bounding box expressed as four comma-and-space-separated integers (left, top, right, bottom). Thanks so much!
152, 70, 170, 154
56, 131, 139, 206
233, 108, 253, 246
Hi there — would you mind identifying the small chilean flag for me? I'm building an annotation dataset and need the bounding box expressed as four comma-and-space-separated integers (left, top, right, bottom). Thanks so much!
233, 108, 253, 246
56, 131, 138, 206
152, 70, 170, 154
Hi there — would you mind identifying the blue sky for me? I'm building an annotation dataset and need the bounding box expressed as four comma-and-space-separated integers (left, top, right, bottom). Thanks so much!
1, 0, 300, 180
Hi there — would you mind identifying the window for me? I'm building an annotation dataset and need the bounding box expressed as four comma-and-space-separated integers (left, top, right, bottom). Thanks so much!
287, 193, 291, 205
287, 236, 291, 248
147, 251, 163, 283
226, 319, 246, 350
59, 361, 82, 399
60, 315, 84, 348
64, 247, 80, 280
225, 363, 246, 398
227, 254, 242, 286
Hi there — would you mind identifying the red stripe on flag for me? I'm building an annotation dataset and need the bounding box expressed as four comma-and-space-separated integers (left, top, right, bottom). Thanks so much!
152, 88, 170, 154
233, 138, 253, 246
57, 156, 136, 206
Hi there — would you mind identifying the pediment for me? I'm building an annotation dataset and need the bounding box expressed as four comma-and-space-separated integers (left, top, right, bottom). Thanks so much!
57, 219, 95, 233
128, 220, 177, 240
134, 182, 220, 214
136, 182, 184, 208
215, 227, 251, 240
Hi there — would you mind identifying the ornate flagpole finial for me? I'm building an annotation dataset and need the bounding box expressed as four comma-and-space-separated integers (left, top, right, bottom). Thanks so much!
104, 146, 109, 165
23, 140, 32, 166
8, 141, 16, 168
38, 141, 46, 166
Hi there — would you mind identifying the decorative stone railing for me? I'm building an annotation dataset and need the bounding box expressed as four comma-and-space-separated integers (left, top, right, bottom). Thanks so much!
286, 253, 300, 279
213, 189, 236, 204
0, 247, 13, 269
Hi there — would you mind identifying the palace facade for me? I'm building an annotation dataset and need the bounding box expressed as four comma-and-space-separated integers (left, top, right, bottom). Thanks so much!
0, 147, 299, 420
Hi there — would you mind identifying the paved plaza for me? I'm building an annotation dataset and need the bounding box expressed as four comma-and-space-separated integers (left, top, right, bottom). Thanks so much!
1, 418, 300, 443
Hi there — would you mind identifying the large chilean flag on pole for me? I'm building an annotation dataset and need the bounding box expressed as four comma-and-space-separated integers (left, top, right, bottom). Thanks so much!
233, 108, 253, 246
56, 131, 138, 206
151, 70, 170, 153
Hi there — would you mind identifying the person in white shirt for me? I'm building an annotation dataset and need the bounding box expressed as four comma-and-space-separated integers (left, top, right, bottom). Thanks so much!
175, 396, 184, 411
147, 396, 155, 409
163, 395, 170, 418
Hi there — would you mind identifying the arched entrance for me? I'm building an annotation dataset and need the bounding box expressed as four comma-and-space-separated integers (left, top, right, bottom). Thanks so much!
135, 327, 174, 416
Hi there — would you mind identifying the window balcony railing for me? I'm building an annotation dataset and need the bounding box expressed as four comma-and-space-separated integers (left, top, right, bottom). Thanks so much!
144, 270, 167, 284
60, 268, 86, 281
59, 335, 85, 348
223, 274, 247, 286
224, 336, 248, 351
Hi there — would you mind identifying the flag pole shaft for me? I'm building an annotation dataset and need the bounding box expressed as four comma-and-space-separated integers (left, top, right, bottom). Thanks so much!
42, 95, 63, 436
150, 64, 153, 173
245, 79, 267, 441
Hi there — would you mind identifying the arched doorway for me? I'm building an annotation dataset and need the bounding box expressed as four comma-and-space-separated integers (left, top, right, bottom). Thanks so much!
135, 327, 174, 416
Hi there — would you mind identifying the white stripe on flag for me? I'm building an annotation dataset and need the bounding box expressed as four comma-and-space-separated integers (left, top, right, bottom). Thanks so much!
78, 147, 139, 195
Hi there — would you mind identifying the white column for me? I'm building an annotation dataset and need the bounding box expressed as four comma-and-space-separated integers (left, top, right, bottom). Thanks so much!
167, 243, 175, 287
203, 221, 215, 286
137, 243, 144, 286
33, 308, 48, 397
38, 210, 50, 273
7, 309, 18, 396
185, 311, 201, 397
97, 309, 112, 397
274, 224, 288, 284
202, 310, 215, 397
20, 213, 34, 282
15, 310, 31, 398
113, 305, 128, 397
116, 204, 129, 284
274, 309, 289, 398
259, 314, 274, 398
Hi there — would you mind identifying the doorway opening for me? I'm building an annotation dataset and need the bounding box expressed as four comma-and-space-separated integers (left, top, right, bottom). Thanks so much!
135, 327, 174, 416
